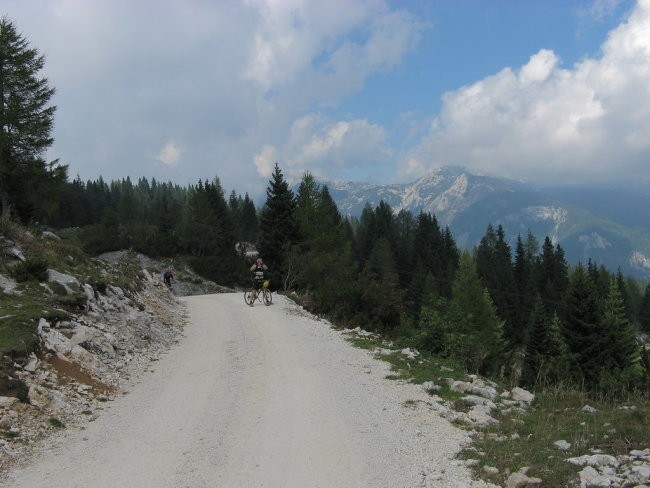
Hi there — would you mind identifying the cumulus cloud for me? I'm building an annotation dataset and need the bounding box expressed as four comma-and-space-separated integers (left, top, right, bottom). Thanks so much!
243, 0, 420, 104
4, 0, 418, 194
254, 114, 394, 183
156, 142, 182, 167
402, 0, 650, 184
253, 145, 277, 178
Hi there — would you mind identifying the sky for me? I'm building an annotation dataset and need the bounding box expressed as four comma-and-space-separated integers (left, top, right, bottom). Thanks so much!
2, 0, 649, 199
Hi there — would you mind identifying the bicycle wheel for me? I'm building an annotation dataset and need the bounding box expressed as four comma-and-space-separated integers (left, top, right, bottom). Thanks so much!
263, 288, 272, 306
244, 289, 255, 306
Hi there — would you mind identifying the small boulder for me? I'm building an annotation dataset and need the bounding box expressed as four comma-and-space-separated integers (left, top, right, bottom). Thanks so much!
0, 396, 18, 408
506, 471, 543, 488
42, 231, 61, 241
511, 387, 535, 404
554, 440, 572, 451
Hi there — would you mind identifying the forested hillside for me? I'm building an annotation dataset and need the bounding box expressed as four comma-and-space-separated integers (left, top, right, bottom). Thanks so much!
11, 163, 645, 397
1, 13, 648, 398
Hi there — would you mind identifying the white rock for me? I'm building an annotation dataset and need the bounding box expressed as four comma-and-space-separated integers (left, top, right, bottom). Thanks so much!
460, 395, 497, 410
582, 405, 598, 413
450, 380, 472, 393
554, 440, 572, 450
511, 387, 535, 403
506, 471, 543, 488
48, 269, 80, 287
400, 348, 418, 359
0, 273, 18, 294
421, 381, 440, 392
630, 465, 650, 479
467, 405, 499, 427
5, 244, 25, 261
567, 455, 619, 468
578, 466, 612, 487
42, 231, 61, 240
0, 396, 19, 408
483, 465, 499, 475
47, 390, 68, 413
28, 385, 50, 408
630, 450, 650, 458
83, 283, 96, 302
24, 353, 39, 373
470, 385, 498, 400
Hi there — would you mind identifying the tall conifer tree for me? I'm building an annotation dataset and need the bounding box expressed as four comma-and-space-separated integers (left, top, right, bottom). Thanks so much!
563, 263, 604, 386
258, 163, 298, 289
0, 17, 66, 222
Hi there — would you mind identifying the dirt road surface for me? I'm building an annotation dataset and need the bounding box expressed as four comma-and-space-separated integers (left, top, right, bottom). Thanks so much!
2, 293, 490, 488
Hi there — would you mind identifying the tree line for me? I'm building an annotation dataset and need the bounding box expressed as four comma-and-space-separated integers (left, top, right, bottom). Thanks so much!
2, 15, 649, 396
31, 163, 649, 395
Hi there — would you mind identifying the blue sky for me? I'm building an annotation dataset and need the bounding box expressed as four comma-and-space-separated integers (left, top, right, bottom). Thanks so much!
2, 0, 648, 198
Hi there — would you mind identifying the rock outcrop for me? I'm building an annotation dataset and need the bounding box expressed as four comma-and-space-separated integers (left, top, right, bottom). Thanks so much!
0, 260, 187, 473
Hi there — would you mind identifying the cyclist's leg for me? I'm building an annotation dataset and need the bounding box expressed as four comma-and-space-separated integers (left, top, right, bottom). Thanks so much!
253, 279, 262, 301
263, 287, 272, 305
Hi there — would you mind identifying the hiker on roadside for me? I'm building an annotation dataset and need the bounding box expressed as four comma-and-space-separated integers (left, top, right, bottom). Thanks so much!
163, 266, 175, 290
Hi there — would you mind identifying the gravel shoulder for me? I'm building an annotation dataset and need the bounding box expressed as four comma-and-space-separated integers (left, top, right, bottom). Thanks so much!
2, 293, 490, 488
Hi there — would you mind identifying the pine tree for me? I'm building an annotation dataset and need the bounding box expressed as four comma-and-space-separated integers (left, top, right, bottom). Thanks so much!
0, 17, 67, 222
476, 224, 518, 347
410, 212, 444, 296
360, 237, 404, 333
615, 269, 634, 321
448, 250, 504, 374
537, 237, 568, 318
640, 284, 650, 334
523, 296, 568, 388
514, 234, 536, 330
440, 226, 459, 298
562, 263, 605, 386
258, 163, 298, 290
394, 209, 415, 288
602, 279, 639, 371
239, 193, 259, 242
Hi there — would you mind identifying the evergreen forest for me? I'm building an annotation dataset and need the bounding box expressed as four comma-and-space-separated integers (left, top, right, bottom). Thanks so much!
10, 164, 650, 397
2, 15, 649, 398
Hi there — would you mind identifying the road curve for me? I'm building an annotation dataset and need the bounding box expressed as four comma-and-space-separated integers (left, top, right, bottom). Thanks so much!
3, 293, 487, 488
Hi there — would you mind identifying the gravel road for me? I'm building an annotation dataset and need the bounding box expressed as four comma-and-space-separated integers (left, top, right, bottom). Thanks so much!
3, 293, 491, 488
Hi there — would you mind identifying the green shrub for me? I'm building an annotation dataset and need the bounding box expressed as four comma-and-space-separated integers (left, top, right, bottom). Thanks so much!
10, 257, 49, 282
48, 417, 65, 428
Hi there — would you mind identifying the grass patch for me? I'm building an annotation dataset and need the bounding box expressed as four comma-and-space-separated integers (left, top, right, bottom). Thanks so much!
461, 387, 650, 486
347, 336, 378, 351
0, 291, 42, 357
344, 330, 650, 487
48, 417, 65, 428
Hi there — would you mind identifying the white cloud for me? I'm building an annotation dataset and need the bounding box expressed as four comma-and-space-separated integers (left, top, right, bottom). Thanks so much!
264, 114, 393, 182
253, 145, 277, 178
156, 142, 182, 167
3, 0, 419, 194
242, 0, 421, 107
402, 0, 650, 184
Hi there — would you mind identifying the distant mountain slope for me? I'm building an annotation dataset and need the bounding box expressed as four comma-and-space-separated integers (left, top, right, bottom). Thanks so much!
319, 167, 650, 279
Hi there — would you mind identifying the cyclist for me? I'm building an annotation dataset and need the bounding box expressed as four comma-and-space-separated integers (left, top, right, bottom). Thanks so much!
249, 257, 268, 305
163, 266, 175, 290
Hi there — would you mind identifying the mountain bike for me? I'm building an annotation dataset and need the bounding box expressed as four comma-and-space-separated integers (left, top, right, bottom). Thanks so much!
244, 280, 272, 306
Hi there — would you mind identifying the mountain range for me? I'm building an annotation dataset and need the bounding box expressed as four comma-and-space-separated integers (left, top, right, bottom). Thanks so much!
318, 166, 650, 279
